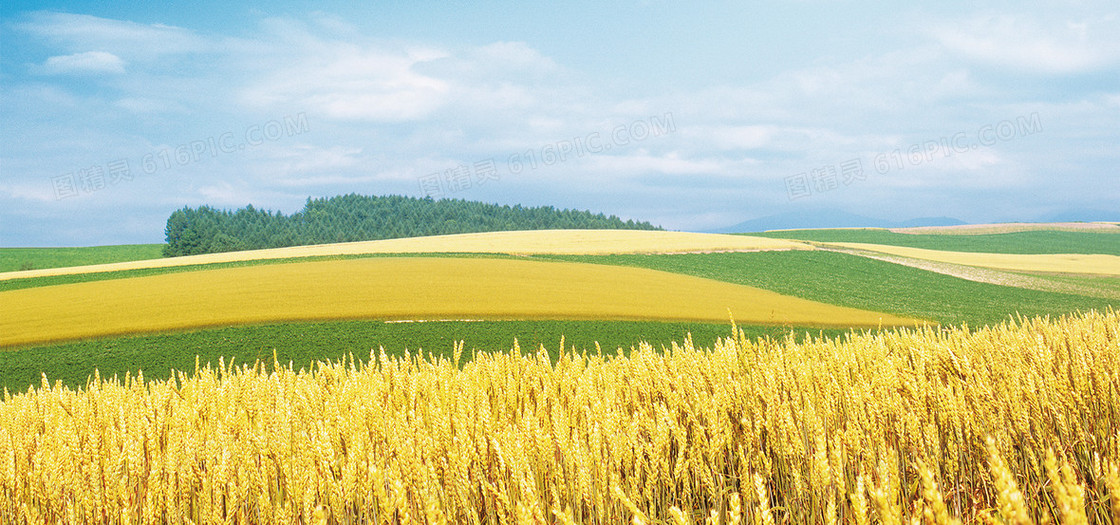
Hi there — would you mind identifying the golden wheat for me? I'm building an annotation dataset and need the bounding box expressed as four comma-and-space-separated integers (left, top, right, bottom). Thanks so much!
0, 309, 1117, 523
0, 257, 920, 347
825, 242, 1120, 276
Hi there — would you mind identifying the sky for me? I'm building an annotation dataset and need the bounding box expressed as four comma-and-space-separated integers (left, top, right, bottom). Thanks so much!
1, 1, 1118, 246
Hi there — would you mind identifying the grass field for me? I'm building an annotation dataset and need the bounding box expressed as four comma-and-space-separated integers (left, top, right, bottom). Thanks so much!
4, 246, 1114, 392
0, 319, 855, 391
0, 243, 164, 272
827, 242, 1120, 275
539, 251, 1119, 327
755, 228, 1120, 255
0, 230, 809, 281
5, 249, 1114, 391
892, 221, 1120, 234
1022, 272, 1120, 298
0, 256, 917, 347
2, 230, 1114, 395
5, 248, 1113, 326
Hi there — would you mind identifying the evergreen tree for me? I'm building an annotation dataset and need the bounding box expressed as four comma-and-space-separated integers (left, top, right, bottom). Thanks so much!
163, 194, 661, 256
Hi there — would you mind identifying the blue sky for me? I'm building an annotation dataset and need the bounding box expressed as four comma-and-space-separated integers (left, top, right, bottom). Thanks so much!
1, 1, 1118, 246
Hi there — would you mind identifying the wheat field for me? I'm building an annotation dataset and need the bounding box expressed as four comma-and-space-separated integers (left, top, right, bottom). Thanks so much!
0, 257, 914, 347
827, 242, 1120, 276
0, 230, 810, 282
1, 309, 1117, 523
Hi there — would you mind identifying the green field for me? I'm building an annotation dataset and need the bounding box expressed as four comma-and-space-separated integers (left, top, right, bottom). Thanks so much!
0, 244, 164, 272
3, 231, 1116, 392
0, 319, 854, 391
1019, 271, 1120, 298
7, 249, 1113, 327
754, 229, 1120, 255
540, 251, 1118, 327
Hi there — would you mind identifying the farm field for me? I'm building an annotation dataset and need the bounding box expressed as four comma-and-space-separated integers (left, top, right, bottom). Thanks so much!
0, 319, 852, 391
0, 243, 164, 272
4, 247, 1113, 326
755, 227, 1120, 255
3, 309, 1116, 523
1022, 272, 1120, 299
0, 252, 530, 293
1, 226, 1117, 523
7, 0, 1119, 520
3, 247, 1116, 392
824, 242, 1120, 275
0, 256, 918, 348
892, 221, 1120, 234
540, 251, 1120, 326
0, 229, 809, 281
2, 229, 1116, 393
750, 226, 1120, 299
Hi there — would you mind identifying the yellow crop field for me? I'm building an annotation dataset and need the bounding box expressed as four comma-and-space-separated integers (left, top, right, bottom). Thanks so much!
0, 230, 811, 281
0, 257, 915, 347
829, 242, 1120, 276
1, 310, 1117, 523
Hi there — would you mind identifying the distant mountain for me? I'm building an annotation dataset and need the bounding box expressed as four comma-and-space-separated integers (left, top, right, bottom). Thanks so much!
707, 209, 966, 233
1041, 209, 1120, 223
894, 217, 969, 228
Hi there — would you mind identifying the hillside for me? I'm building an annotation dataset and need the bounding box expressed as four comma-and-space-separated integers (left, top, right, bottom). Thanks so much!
0, 230, 808, 282
164, 194, 661, 256
0, 226, 1114, 395
0, 256, 920, 347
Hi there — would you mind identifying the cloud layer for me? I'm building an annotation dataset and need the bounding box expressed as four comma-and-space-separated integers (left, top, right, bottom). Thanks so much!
1, 4, 1118, 246
41, 50, 125, 74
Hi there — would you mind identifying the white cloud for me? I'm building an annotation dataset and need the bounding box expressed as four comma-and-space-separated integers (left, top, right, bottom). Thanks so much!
704, 125, 776, 150
928, 69, 980, 99
196, 181, 256, 207
414, 41, 560, 82
237, 32, 592, 128
113, 97, 188, 114
264, 145, 365, 180
0, 181, 57, 203
661, 46, 974, 134
308, 12, 359, 36
18, 12, 210, 62
694, 124, 861, 153
930, 14, 1120, 75
41, 51, 125, 75
585, 151, 730, 177
241, 44, 451, 122
5, 8, 1119, 245
471, 42, 560, 75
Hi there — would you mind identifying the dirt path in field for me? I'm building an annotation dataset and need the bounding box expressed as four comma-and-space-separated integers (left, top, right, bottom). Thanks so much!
822, 246, 1120, 299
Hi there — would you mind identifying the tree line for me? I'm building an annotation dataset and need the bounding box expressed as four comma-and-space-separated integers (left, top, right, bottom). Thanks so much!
163, 194, 660, 256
